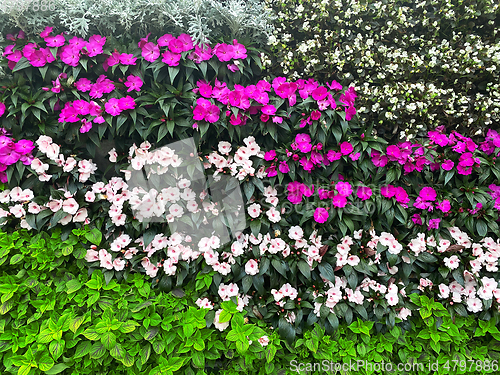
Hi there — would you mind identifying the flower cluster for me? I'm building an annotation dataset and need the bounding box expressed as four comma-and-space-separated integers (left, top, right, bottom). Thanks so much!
191, 77, 357, 127
0, 129, 35, 183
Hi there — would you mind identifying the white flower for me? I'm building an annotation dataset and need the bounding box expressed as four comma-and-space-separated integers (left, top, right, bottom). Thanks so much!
258, 336, 269, 346
288, 225, 303, 240
62, 198, 79, 215
444, 255, 460, 270
218, 141, 232, 154
245, 259, 259, 275
266, 207, 281, 223
108, 148, 118, 162
247, 203, 261, 218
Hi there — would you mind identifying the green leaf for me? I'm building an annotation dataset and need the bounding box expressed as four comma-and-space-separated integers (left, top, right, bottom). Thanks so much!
74, 341, 92, 358
101, 332, 116, 350
85, 228, 102, 245
90, 342, 106, 359
66, 279, 82, 294
45, 364, 70, 374
49, 340, 65, 361
318, 263, 335, 282
38, 352, 54, 371
298, 260, 311, 279
12, 57, 32, 72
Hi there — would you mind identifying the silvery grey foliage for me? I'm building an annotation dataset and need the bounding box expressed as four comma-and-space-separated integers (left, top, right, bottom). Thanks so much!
0, 0, 275, 45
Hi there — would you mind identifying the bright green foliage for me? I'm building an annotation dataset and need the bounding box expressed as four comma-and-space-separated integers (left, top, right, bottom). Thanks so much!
0, 228, 499, 374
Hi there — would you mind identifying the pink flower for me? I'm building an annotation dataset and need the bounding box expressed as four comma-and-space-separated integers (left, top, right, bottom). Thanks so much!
232, 39, 247, 59
60, 45, 80, 66
332, 195, 347, 208
205, 105, 220, 123
437, 200, 451, 212
326, 150, 341, 162
311, 110, 321, 121
105, 98, 122, 116
158, 34, 174, 47
215, 43, 234, 62
419, 187, 437, 202
141, 42, 160, 62
178, 34, 194, 51
162, 50, 181, 66
168, 38, 184, 54
118, 96, 136, 110
45, 34, 65, 47
428, 218, 441, 230
279, 161, 290, 173
311, 86, 328, 101
40, 26, 53, 38
345, 105, 357, 121
441, 159, 454, 171
349, 152, 360, 161
412, 214, 423, 225
89, 35, 106, 46
119, 53, 136, 65
381, 185, 396, 198
124, 75, 143, 92
0, 103, 5, 118
227, 63, 239, 72
14, 140, 35, 155
340, 142, 353, 155
357, 186, 372, 200
336, 181, 352, 197
314, 207, 329, 223
75, 78, 92, 92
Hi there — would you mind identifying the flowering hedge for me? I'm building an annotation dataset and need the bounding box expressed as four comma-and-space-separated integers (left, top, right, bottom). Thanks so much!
264, 0, 500, 141
0, 26, 500, 353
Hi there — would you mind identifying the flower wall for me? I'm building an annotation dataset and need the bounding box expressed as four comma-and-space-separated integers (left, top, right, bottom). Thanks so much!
265, 0, 500, 141
0, 22, 500, 374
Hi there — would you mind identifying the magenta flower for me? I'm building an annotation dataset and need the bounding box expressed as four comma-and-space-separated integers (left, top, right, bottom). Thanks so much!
215, 44, 234, 62
119, 53, 137, 65
158, 34, 174, 47
198, 82, 213, 98
80, 119, 93, 133
204, 105, 220, 123
227, 64, 239, 72
0, 147, 20, 165
89, 35, 106, 46
28, 51, 47, 67
441, 160, 454, 171
265, 165, 277, 177
105, 98, 122, 116
178, 34, 194, 51
336, 181, 352, 197
138, 33, 151, 49
386, 145, 401, 161
75, 78, 92, 92
45, 33, 65, 47
381, 185, 396, 198
193, 106, 206, 121
261, 105, 277, 116
327, 80, 342, 91
0, 102, 5, 118
60, 45, 80, 66
419, 187, 437, 202
69, 37, 86, 50
40, 26, 53, 38
118, 96, 136, 110
340, 142, 353, 155
326, 150, 341, 162
142, 42, 160, 62
349, 152, 361, 161
168, 38, 184, 54
428, 218, 441, 230
279, 161, 290, 173
73, 100, 91, 115
260, 114, 269, 122
299, 157, 314, 172
357, 186, 372, 201
297, 142, 312, 153
104, 52, 120, 67
412, 214, 423, 225
14, 140, 35, 155
345, 106, 357, 121
394, 187, 409, 204
264, 150, 276, 161
314, 207, 329, 223
124, 75, 143, 92
436, 200, 451, 212
162, 50, 181, 66
311, 86, 328, 101
287, 182, 304, 204
232, 39, 247, 59
332, 195, 347, 208
311, 110, 321, 121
